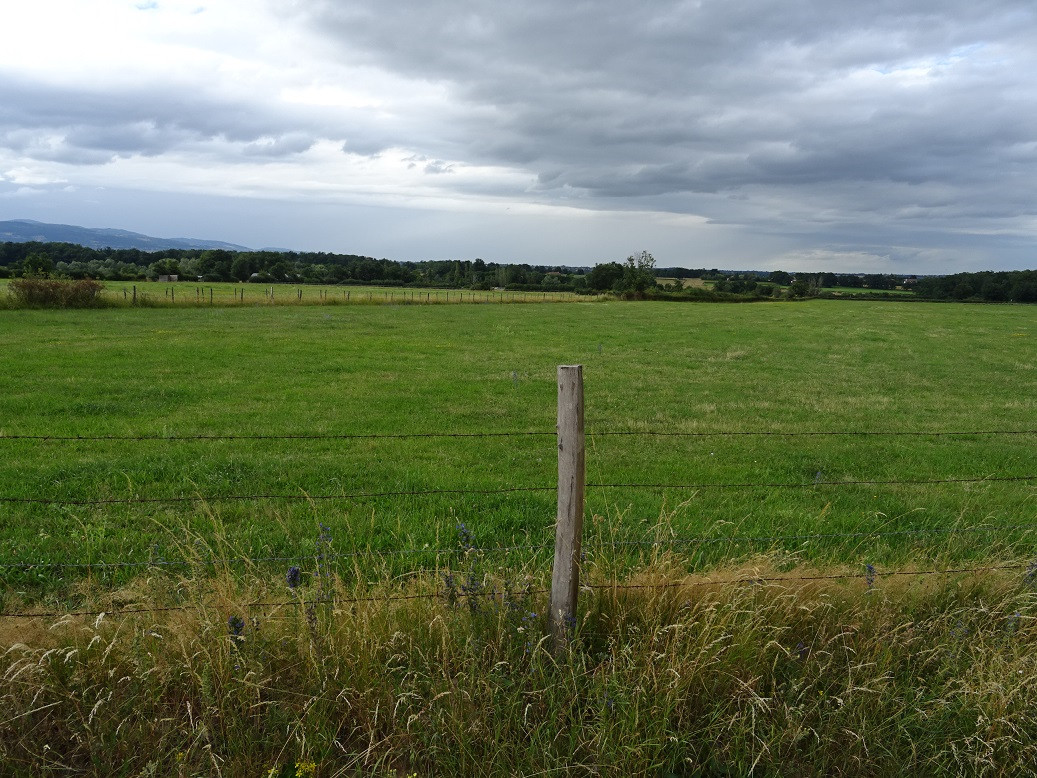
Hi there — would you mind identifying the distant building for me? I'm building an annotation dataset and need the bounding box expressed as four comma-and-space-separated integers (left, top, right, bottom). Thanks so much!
158, 274, 178, 282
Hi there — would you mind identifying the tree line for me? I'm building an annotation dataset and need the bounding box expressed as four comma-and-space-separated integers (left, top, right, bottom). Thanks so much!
912, 270, 1037, 303
0, 244, 729, 297
0, 242, 591, 292
2, 240, 1034, 302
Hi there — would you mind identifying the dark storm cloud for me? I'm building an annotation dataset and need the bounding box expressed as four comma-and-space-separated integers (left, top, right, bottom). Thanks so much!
303, 0, 1037, 241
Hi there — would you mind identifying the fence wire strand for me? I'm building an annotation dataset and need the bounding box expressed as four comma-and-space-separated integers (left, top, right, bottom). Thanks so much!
4, 521, 1035, 573
3, 562, 1029, 620
0, 485, 555, 506
3, 474, 1033, 507
2, 428, 1036, 442
0, 431, 556, 442
587, 475, 1037, 491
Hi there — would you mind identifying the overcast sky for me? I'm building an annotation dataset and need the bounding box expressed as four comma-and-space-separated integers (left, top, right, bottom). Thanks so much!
2, 1, 1036, 272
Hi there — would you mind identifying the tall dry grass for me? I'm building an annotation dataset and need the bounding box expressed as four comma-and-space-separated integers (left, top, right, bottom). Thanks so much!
2, 552, 1036, 776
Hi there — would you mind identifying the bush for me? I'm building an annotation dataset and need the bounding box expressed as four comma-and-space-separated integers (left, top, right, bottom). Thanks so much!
7, 277, 106, 308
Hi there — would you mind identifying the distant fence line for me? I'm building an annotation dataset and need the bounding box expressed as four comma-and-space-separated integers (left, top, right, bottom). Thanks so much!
108, 284, 586, 307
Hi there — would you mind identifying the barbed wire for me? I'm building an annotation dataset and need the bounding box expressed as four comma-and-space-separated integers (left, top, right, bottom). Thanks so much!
2, 561, 1028, 620
0, 541, 557, 572
595, 521, 1037, 549
3, 473, 1032, 507
590, 429, 1037, 438
0, 484, 555, 506
0, 431, 556, 442
1, 428, 1035, 442
588, 475, 1037, 490
589, 562, 1031, 592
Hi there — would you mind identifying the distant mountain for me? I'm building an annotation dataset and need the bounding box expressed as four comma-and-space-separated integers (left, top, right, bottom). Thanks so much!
0, 219, 251, 252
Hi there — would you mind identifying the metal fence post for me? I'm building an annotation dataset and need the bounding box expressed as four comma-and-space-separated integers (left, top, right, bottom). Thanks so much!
550, 364, 585, 654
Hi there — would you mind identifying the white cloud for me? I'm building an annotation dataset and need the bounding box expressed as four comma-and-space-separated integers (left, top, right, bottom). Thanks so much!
2, 166, 66, 185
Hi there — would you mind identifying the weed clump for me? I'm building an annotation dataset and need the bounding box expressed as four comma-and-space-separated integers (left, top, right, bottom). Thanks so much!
6, 277, 106, 308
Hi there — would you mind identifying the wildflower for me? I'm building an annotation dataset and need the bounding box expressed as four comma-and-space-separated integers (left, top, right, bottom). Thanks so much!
518, 611, 537, 632
865, 564, 876, 589
443, 572, 458, 607
286, 566, 302, 589
461, 573, 482, 613
456, 522, 476, 552
795, 641, 808, 661
1025, 559, 1037, 587
295, 761, 317, 778
228, 615, 245, 643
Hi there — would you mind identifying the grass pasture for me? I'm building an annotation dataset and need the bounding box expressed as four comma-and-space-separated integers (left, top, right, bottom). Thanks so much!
1, 299, 1035, 593
0, 277, 584, 309
3, 298, 1037, 775
821, 285, 916, 296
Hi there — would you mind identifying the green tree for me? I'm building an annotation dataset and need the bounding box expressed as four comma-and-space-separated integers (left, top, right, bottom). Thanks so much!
148, 258, 182, 280
621, 250, 656, 294
587, 261, 624, 291
230, 254, 254, 282
21, 253, 55, 277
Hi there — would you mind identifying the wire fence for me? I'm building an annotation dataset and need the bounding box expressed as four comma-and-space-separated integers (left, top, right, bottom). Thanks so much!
1, 427, 1036, 442
0, 474, 1031, 507
3, 561, 1032, 621
4, 520, 1037, 573
2, 421, 1035, 621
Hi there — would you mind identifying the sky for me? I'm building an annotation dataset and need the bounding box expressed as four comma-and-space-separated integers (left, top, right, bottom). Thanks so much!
1, 1, 1036, 272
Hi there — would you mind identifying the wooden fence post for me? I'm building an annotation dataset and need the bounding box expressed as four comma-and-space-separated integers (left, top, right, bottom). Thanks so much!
550, 364, 585, 654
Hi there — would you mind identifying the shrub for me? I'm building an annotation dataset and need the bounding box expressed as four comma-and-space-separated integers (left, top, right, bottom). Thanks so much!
7, 277, 106, 308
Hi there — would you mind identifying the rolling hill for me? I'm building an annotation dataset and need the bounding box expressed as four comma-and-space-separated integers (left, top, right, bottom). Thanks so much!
0, 219, 251, 252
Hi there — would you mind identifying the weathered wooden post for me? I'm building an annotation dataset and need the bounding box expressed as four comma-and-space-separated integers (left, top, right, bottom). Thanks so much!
550, 364, 585, 654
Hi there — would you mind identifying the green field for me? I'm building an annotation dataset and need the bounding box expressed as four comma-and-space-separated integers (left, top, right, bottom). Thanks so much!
4, 297, 1037, 775
2, 299, 1035, 598
822, 285, 916, 296
0, 277, 583, 307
